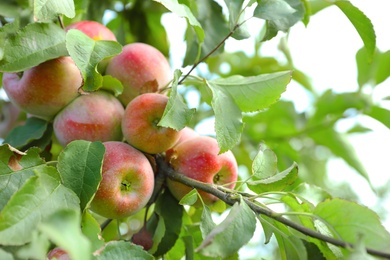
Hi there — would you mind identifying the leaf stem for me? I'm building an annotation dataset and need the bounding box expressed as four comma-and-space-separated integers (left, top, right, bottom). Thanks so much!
156, 156, 390, 259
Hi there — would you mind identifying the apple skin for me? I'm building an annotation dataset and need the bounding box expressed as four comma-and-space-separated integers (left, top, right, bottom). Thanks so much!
65, 20, 117, 41
47, 248, 70, 260
90, 141, 155, 219
122, 93, 181, 154
105, 43, 171, 106
132, 226, 153, 251
175, 127, 198, 146
166, 136, 238, 206
2, 57, 82, 120
53, 91, 124, 147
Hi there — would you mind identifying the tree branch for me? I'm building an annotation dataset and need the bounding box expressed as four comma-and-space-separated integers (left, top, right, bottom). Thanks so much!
156, 156, 390, 259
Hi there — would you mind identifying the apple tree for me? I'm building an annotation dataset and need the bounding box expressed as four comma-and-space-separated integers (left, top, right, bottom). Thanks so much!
1, 0, 390, 259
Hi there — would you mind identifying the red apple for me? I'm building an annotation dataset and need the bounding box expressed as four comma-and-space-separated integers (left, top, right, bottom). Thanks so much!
53, 91, 124, 147
122, 93, 181, 154
2, 57, 82, 120
65, 20, 117, 41
166, 136, 238, 206
0, 102, 22, 138
175, 127, 198, 146
105, 43, 171, 106
132, 226, 153, 251
90, 141, 155, 219
47, 248, 70, 260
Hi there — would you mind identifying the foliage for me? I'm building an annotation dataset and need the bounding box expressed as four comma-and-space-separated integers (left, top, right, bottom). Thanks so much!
1, 0, 390, 259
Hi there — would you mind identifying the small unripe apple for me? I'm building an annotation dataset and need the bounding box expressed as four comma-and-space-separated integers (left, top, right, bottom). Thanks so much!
132, 226, 153, 251
122, 93, 181, 154
53, 91, 124, 147
105, 43, 171, 106
166, 136, 238, 206
2, 57, 82, 120
90, 141, 155, 219
65, 20, 117, 41
47, 248, 70, 260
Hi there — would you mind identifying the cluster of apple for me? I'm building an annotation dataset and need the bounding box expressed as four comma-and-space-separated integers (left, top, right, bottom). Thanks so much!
2, 21, 238, 228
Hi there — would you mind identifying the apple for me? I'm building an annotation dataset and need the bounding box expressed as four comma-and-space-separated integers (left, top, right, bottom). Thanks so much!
166, 136, 238, 206
89, 141, 155, 219
175, 127, 198, 146
47, 248, 70, 260
132, 226, 153, 251
121, 93, 181, 154
2, 57, 82, 120
0, 102, 22, 139
105, 43, 171, 106
65, 20, 117, 41
53, 91, 124, 147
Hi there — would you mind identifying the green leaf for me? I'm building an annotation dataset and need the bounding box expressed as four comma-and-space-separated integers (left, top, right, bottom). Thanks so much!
207, 67, 291, 153
154, 0, 204, 43
224, 0, 250, 40
0, 146, 45, 211
248, 162, 298, 193
66, 29, 122, 92
153, 190, 184, 257
375, 50, 390, 85
252, 147, 278, 179
159, 70, 196, 130
3, 117, 49, 149
57, 140, 105, 211
208, 71, 292, 112
280, 195, 337, 258
81, 211, 105, 251
308, 128, 370, 183
0, 166, 80, 246
101, 75, 124, 97
39, 209, 91, 260
0, 248, 13, 260
200, 206, 216, 239
314, 198, 390, 255
335, 1, 376, 61
16, 231, 50, 260
207, 81, 243, 153
364, 105, 390, 129
196, 198, 256, 258
179, 188, 199, 206
259, 215, 308, 259
0, 22, 68, 72
96, 241, 154, 260
254, 0, 305, 41
34, 0, 75, 21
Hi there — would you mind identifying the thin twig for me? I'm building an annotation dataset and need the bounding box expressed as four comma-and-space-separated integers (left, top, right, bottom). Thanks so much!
178, 23, 241, 85
156, 156, 390, 259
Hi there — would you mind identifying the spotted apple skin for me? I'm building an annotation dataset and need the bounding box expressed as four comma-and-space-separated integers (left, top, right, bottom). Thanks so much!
53, 91, 124, 147
65, 20, 117, 41
90, 141, 155, 219
106, 43, 171, 106
166, 136, 238, 206
2, 57, 81, 120
122, 93, 181, 154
